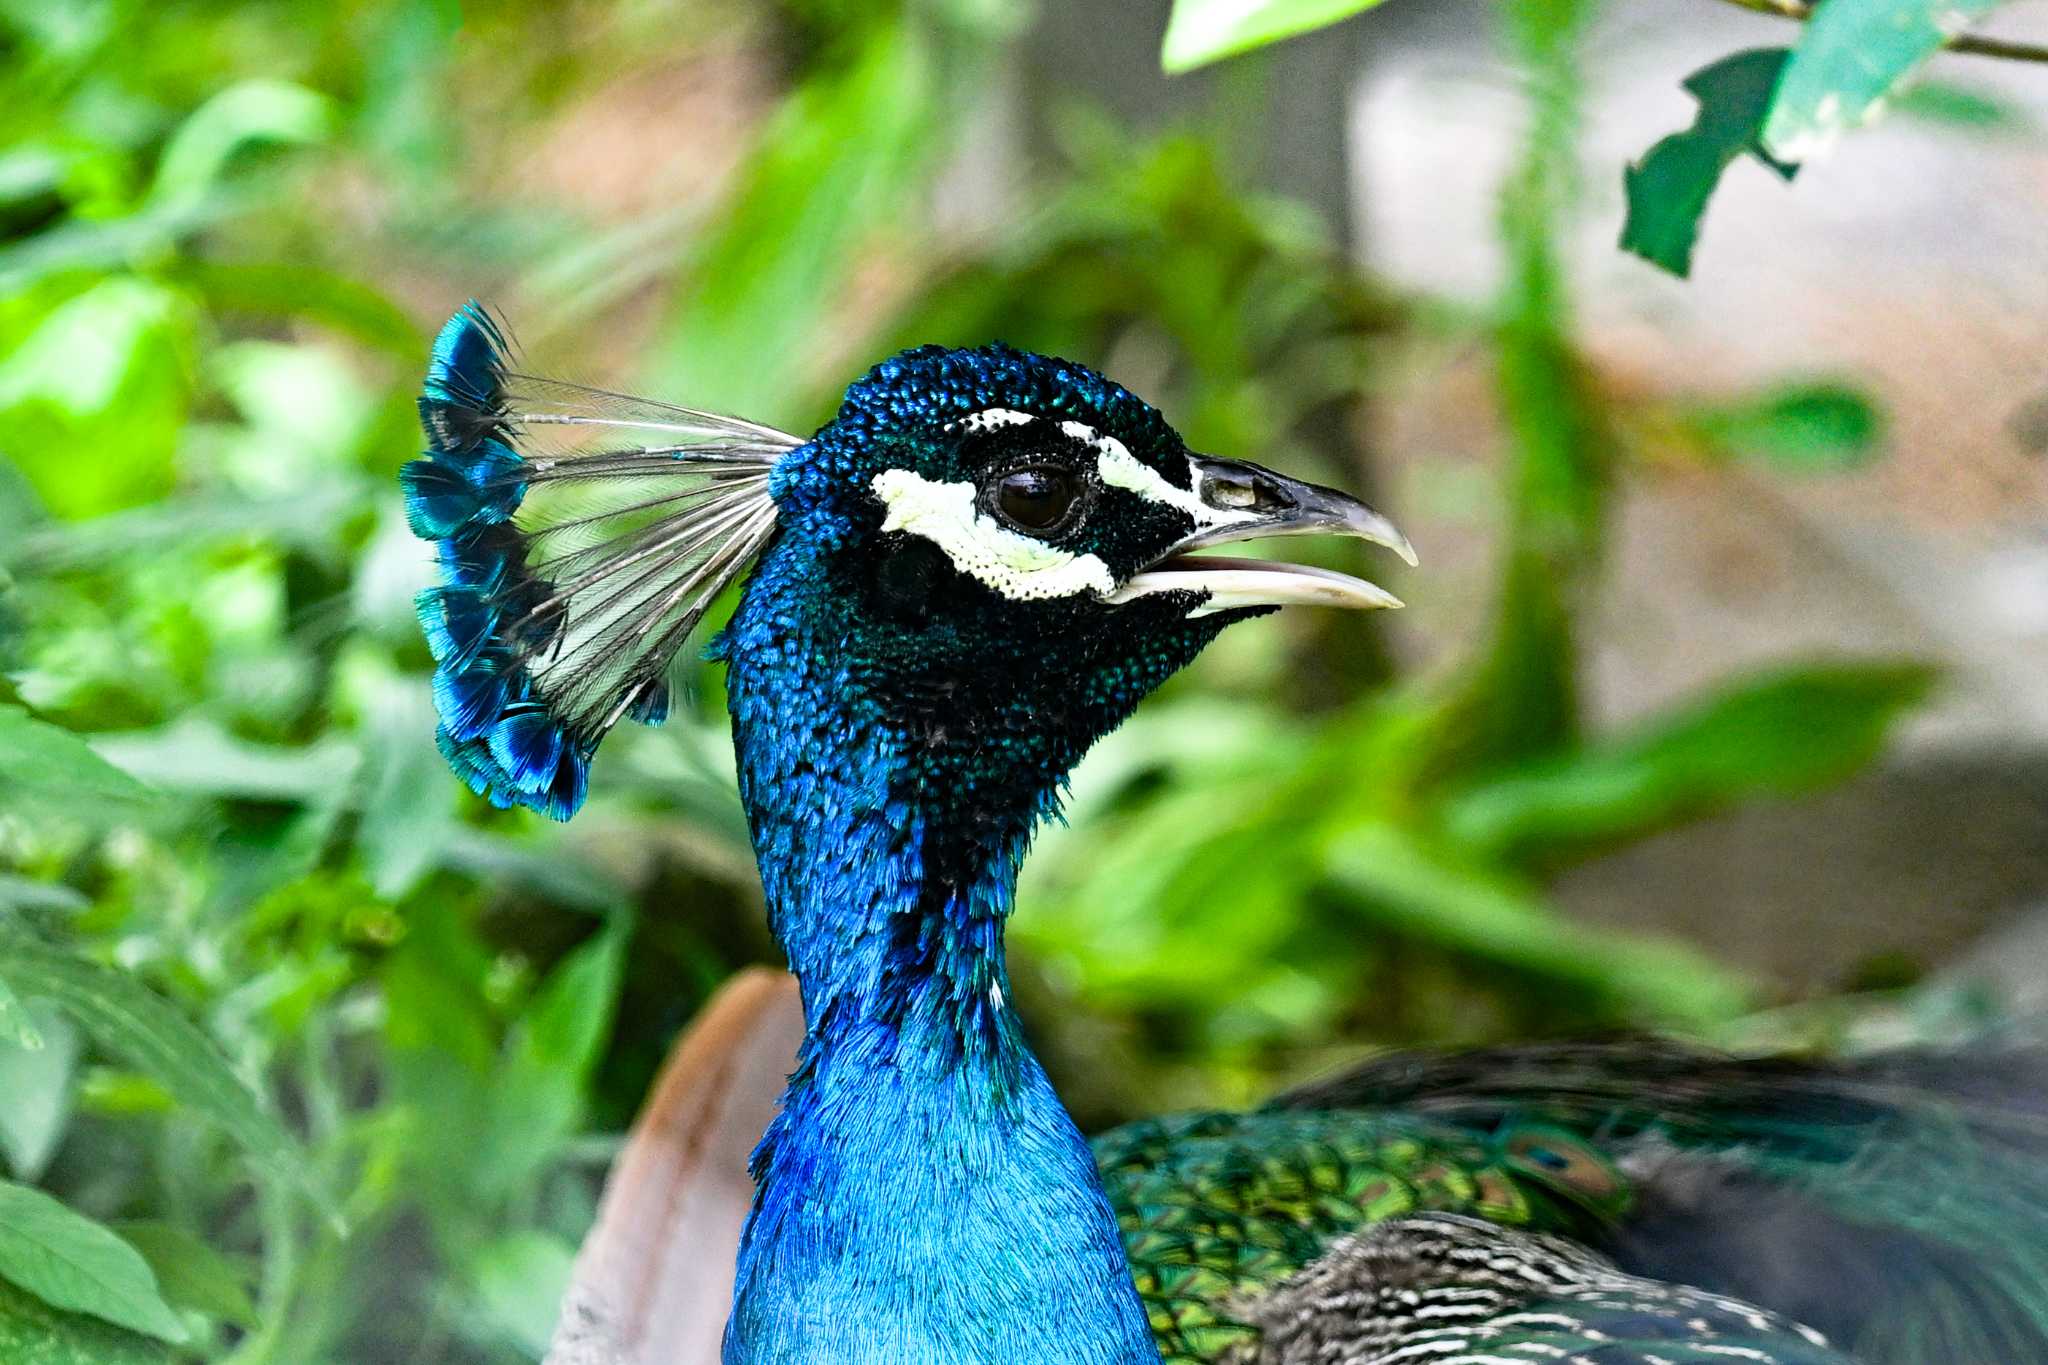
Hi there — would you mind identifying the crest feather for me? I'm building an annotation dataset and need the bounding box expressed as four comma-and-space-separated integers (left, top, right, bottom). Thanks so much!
403, 303, 799, 819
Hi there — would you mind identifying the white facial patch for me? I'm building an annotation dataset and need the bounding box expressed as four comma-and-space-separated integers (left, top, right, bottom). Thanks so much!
952, 408, 1037, 433
877, 411, 1264, 604
871, 468, 1114, 601
1057, 421, 1259, 533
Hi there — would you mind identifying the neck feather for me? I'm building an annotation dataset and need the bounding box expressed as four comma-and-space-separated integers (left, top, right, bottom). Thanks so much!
716, 543, 1156, 1365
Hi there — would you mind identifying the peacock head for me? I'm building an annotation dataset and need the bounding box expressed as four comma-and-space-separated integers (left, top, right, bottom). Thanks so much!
403, 308, 1413, 820
736, 342, 1415, 800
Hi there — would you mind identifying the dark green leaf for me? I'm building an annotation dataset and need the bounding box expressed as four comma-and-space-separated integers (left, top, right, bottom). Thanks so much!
1763, 0, 2005, 162
1442, 661, 1936, 865
1892, 80, 2031, 131
474, 919, 629, 1198
0, 1182, 185, 1342
1321, 822, 1752, 1025
0, 1274, 167, 1365
0, 707, 159, 829
1621, 49, 1794, 278
0, 930, 326, 1218
106, 1223, 257, 1331
1688, 381, 1884, 471
1160, 0, 1392, 73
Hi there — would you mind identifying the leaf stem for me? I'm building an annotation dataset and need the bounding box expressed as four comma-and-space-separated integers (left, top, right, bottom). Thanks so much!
1712, 0, 2048, 64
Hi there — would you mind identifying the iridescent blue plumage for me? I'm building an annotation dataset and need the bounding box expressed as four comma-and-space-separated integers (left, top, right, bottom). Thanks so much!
404, 304, 793, 820
404, 306, 582, 818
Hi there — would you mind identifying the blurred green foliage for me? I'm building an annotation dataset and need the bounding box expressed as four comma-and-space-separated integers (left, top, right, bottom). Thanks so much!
0, 0, 1935, 1357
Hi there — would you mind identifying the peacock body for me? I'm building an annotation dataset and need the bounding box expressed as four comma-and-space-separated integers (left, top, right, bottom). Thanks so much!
403, 305, 2048, 1365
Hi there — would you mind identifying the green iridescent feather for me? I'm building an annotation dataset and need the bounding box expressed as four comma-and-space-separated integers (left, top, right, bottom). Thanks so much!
1092, 1041, 2048, 1364
1094, 1109, 1628, 1362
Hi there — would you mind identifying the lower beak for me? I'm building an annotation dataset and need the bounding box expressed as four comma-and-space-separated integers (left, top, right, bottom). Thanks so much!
1104, 455, 1416, 613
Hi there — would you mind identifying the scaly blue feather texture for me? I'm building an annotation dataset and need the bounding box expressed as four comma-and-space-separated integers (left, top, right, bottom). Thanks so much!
707, 340, 1270, 1363
716, 527, 1215, 1365
406, 304, 589, 819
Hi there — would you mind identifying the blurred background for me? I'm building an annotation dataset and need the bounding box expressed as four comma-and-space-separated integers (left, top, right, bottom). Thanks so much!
3, 0, 2047, 1359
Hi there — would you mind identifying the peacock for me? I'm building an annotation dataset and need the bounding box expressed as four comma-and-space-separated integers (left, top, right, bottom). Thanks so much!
403, 303, 2048, 1365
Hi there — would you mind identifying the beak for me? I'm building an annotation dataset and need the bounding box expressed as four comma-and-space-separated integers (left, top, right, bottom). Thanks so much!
1105, 455, 1416, 613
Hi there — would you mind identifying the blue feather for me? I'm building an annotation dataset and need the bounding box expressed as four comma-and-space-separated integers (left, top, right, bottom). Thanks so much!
404, 303, 792, 820
414, 586, 493, 667
408, 305, 576, 816
430, 657, 512, 743
627, 678, 670, 726
488, 709, 567, 791
398, 447, 524, 539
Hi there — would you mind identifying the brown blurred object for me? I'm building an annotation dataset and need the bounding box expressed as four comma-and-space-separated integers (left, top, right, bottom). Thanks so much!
547, 968, 803, 1365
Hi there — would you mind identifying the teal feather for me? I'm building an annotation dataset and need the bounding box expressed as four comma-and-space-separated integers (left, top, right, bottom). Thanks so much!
1079, 1039, 2048, 1363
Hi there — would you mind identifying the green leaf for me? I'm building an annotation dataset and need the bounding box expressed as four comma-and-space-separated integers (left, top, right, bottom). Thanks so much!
473, 919, 629, 1199
1688, 380, 1884, 471
0, 1005, 78, 1180
106, 1224, 257, 1332
0, 930, 326, 1219
1442, 661, 1936, 865
354, 680, 453, 900
514, 918, 630, 1081
1892, 79, 2031, 131
1322, 822, 1752, 1025
0, 279, 192, 518
0, 880, 88, 915
1439, 0, 1612, 776
656, 23, 941, 423
148, 79, 333, 205
0, 706, 160, 829
0, 1274, 167, 1365
86, 719, 357, 804
173, 261, 425, 360
0, 1182, 185, 1342
0, 974, 43, 1052
464, 1230, 575, 1356
1160, 0, 1391, 73
1621, 49, 1794, 278
1762, 0, 2006, 162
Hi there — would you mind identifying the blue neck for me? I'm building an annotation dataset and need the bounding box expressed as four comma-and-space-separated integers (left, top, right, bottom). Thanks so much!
717, 537, 1157, 1365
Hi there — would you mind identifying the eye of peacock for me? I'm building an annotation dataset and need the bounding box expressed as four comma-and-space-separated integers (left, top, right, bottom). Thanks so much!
991, 465, 1082, 534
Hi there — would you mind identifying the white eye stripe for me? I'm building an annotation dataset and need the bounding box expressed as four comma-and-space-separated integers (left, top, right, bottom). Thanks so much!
1103, 446, 1255, 529
950, 408, 1038, 433
1057, 420, 1257, 531
871, 468, 1114, 601
885, 412, 1261, 603
954, 410, 1258, 531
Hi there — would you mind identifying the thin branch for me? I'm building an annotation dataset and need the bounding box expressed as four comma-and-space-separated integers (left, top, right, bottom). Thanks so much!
1714, 0, 2048, 64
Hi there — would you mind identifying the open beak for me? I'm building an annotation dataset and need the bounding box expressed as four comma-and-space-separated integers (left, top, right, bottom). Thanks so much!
1105, 455, 1416, 613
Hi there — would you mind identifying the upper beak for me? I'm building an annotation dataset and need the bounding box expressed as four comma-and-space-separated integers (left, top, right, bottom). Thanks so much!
1105, 455, 1416, 613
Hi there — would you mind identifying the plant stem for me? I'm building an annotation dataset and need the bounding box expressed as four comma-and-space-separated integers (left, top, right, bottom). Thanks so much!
1438, 0, 1613, 775
1711, 0, 2048, 64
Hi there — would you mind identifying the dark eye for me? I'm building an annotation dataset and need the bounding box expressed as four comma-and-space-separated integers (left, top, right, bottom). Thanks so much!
994, 466, 1080, 532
